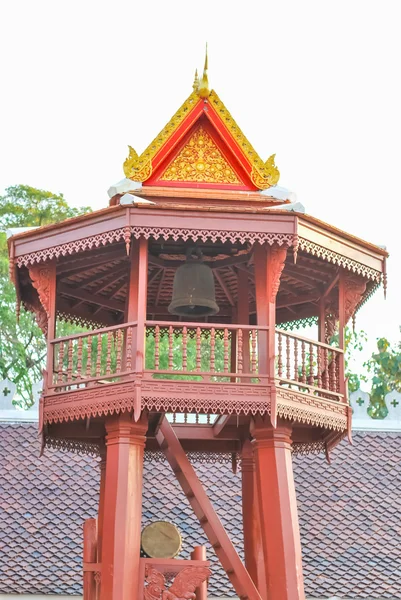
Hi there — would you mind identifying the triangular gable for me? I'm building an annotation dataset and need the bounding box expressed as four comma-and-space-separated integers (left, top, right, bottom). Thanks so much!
148, 120, 251, 189
123, 88, 280, 191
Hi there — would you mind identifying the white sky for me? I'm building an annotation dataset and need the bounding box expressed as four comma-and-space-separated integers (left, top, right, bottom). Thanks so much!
1, 0, 400, 373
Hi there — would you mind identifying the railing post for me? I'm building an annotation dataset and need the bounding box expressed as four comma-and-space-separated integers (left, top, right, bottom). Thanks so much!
83, 518, 98, 600
191, 546, 208, 600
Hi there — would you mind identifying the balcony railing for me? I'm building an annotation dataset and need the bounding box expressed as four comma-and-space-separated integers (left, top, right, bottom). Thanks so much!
47, 321, 345, 402
49, 322, 137, 393
144, 321, 267, 383
275, 329, 345, 400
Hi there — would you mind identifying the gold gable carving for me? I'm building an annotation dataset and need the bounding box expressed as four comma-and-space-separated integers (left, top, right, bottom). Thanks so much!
159, 126, 242, 185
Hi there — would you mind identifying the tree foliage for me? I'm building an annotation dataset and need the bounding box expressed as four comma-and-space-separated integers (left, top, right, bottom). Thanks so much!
0, 185, 91, 406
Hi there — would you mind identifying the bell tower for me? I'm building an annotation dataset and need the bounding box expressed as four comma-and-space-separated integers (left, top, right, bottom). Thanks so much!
8, 53, 388, 600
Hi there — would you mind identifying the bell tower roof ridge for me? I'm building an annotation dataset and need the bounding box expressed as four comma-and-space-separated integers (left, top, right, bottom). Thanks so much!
123, 58, 280, 191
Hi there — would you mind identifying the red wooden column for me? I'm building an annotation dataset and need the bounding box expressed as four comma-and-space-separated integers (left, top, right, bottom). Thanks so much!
252, 418, 305, 600
241, 440, 268, 600
338, 270, 346, 397
254, 243, 287, 425
237, 268, 251, 374
99, 413, 148, 600
97, 446, 106, 563
126, 236, 148, 420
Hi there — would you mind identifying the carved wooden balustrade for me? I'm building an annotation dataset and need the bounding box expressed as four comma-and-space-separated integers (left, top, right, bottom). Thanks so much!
144, 321, 268, 383
49, 322, 137, 393
275, 329, 345, 402
47, 321, 346, 402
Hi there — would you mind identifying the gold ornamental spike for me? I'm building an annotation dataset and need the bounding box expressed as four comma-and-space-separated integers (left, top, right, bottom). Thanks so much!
192, 69, 199, 91
123, 145, 139, 179
198, 44, 210, 99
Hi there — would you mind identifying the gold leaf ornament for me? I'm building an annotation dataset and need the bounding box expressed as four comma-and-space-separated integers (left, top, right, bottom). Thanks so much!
160, 126, 241, 185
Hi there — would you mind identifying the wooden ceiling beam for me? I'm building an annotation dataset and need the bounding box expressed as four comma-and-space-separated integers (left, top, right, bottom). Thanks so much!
284, 267, 323, 288
213, 415, 232, 436
322, 271, 340, 299
58, 283, 125, 312
214, 270, 235, 307
65, 260, 127, 287
108, 279, 127, 299
155, 269, 166, 306
90, 265, 129, 295
277, 292, 320, 309
57, 251, 127, 277
56, 298, 122, 326
148, 268, 163, 286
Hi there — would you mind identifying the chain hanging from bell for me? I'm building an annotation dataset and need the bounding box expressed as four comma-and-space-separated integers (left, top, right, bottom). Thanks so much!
168, 248, 219, 317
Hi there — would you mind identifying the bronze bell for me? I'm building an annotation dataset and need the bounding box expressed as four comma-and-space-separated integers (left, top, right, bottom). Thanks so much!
168, 251, 219, 317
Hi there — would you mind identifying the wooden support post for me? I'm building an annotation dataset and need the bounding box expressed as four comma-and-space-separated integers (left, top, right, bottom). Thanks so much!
254, 244, 287, 426
83, 518, 98, 600
45, 260, 57, 393
97, 446, 106, 563
241, 440, 268, 600
252, 418, 305, 600
237, 269, 250, 375
254, 244, 269, 380
318, 296, 326, 343
126, 237, 148, 420
338, 270, 346, 397
191, 546, 208, 600
100, 413, 148, 600
156, 417, 262, 600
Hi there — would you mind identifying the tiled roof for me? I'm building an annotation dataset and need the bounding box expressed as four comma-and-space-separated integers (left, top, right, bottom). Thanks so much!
0, 423, 400, 598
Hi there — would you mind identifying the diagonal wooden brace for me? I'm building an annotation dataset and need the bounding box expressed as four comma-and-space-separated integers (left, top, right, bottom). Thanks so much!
156, 417, 262, 600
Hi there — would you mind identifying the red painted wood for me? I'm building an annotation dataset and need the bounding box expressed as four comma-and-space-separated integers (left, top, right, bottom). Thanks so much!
190, 546, 208, 600
45, 261, 57, 393
252, 418, 305, 600
97, 449, 106, 563
156, 417, 262, 600
100, 413, 147, 600
148, 117, 255, 190
241, 440, 268, 600
338, 270, 346, 396
83, 518, 97, 600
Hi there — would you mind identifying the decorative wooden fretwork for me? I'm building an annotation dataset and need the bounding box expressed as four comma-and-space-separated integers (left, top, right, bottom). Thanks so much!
160, 125, 242, 185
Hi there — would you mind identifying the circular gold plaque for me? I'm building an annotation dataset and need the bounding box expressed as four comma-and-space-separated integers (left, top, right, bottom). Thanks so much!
141, 521, 182, 559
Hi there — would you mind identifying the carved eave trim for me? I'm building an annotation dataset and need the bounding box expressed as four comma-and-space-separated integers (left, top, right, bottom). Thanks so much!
299, 237, 382, 282
42, 380, 272, 425
16, 225, 296, 268
276, 387, 348, 432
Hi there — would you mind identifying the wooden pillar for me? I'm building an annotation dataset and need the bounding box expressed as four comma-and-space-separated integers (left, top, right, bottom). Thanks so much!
241, 440, 268, 600
191, 546, 208, 600
45, 260, 57, 393
126, 237, 148, 420
237, 268, 250, 374
338, 270, 346, 396
318, 296, 326, 343
252, 418, 305, 600
254, 243, 287, 425
100, 413, 147, 600
97, 446, 106, 562
83, 518, 98, 600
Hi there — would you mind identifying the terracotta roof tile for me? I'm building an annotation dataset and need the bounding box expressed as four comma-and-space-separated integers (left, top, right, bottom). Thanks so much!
1, 423, 400, 598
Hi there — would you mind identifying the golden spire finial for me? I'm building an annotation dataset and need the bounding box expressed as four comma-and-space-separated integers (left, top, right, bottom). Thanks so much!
192, 69, 199, 91
198, 43, 210, 98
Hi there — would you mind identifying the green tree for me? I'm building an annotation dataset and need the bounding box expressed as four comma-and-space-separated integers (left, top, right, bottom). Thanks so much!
0, 184, 91, 406
362, 334, 401, 418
